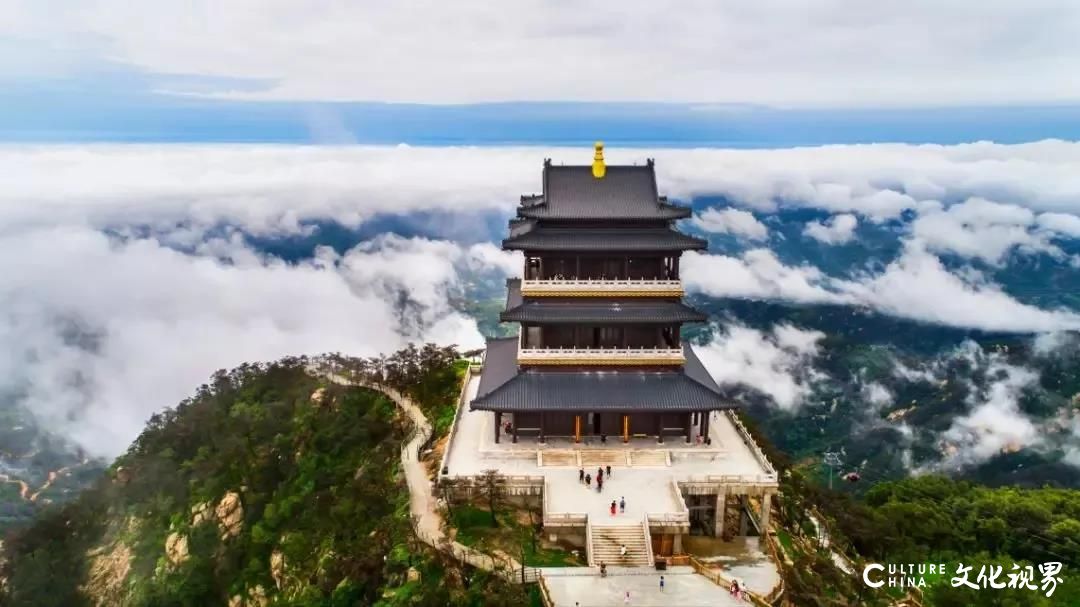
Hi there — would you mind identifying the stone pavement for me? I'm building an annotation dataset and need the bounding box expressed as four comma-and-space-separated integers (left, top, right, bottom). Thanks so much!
541, 566, 744, 607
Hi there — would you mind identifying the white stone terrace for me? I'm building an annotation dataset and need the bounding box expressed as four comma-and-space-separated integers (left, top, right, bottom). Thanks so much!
442, 371, 777, 524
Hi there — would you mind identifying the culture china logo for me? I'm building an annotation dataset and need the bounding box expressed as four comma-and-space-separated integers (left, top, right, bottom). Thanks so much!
862, 562, 1064, 597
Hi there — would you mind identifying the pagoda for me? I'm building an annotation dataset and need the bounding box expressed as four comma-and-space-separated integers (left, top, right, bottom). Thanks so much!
472, 143, 733, 444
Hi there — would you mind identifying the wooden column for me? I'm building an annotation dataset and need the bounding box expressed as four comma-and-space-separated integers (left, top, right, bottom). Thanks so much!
760, 492, 772, 532
512, 424, 518, 444
539, 412, 546, 443
701, 410, 710, 441
574, 415, 581, 443
494, 411, 502, 444
684, 412, 692, 444
656, 414, 664, 444
622, 415, 629, 443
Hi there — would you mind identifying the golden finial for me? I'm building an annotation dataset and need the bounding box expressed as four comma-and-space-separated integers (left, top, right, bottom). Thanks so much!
591, 141, 606, 179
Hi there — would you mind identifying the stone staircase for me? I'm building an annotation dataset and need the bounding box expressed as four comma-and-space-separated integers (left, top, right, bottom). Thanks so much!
539, 450, 577, 467
628, 450, 668, 467
538, 448, 672, 468
588, 523, 652, 567
580, 450, 627, 467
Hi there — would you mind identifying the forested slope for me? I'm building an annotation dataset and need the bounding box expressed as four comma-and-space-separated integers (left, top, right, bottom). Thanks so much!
0, 349, 527, 607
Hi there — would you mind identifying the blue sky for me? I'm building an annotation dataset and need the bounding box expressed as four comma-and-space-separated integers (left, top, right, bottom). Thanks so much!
5, 1, 1080, 145
6, 86, 1080, 145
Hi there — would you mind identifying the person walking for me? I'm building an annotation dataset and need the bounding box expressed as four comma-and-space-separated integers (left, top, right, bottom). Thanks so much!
606, 464, 612, 477
659, 575, 665, 592
610, 500, 616, 516
619, 496, 625, 513
623, 590, 631, 604
597, 467, 603, 482
585, 473, 591, 488
620, 544, 627, 558
579, 468, 584, 483
597, 476, 603, 492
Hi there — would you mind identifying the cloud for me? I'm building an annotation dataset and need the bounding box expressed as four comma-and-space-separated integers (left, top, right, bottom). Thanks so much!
1064, 415, 1080, 469
1037, 212, 1080, 238
683, 249, 843, 304
4, 141, 1080, 458
839, 243, 1080, 332
0, 227, 509, 457
691, 207, 769, 240
0, 144, 535, 236
803, 213, 857, 245
910, 198, 1062, 264
655, 140, 1080, 221
6, 2, 1080, 106
6, 142, 1080, 335
934, 360, 1042, 470
862, 382, 894, 411
685, 244, 1080, 332
8, 141, 1080, 234
695, 324, 825, 411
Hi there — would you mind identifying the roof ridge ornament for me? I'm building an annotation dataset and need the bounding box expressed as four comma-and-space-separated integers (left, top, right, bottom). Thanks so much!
591, 141, 606, 179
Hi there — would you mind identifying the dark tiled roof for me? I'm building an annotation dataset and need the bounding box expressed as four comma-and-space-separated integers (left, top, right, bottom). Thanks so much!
471, 343, 732, 412
682, 342, 726, 395
518, 164, 691, 220
505, 278, 523, 310
477, 337, 520, 398
503, 227, 706, 252
501, 300, 706, 324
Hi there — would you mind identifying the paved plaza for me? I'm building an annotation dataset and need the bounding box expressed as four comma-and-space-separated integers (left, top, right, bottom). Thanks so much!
541, 567, 744, 607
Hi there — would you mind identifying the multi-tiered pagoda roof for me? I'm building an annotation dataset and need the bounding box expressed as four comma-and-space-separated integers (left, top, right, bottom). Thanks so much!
472, 146, 732, 442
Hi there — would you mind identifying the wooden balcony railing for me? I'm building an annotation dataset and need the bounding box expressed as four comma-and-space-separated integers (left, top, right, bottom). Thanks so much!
521, 278, 684, 297
517, 346, 685, 366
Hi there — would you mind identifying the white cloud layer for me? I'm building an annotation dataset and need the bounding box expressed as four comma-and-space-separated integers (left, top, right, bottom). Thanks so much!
656, 140, 1080, 222
684, 244, 1080, 333
4, 141, 1080, 457
935, 359, 1041, 470
695, 324, 825, 411
803, 213, 857, 245
8, 141, 1080, 233
6, 2, 1080, 106
0, 227, 511, 457
691, 207, 769, 240
911, 198, 1062, 264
